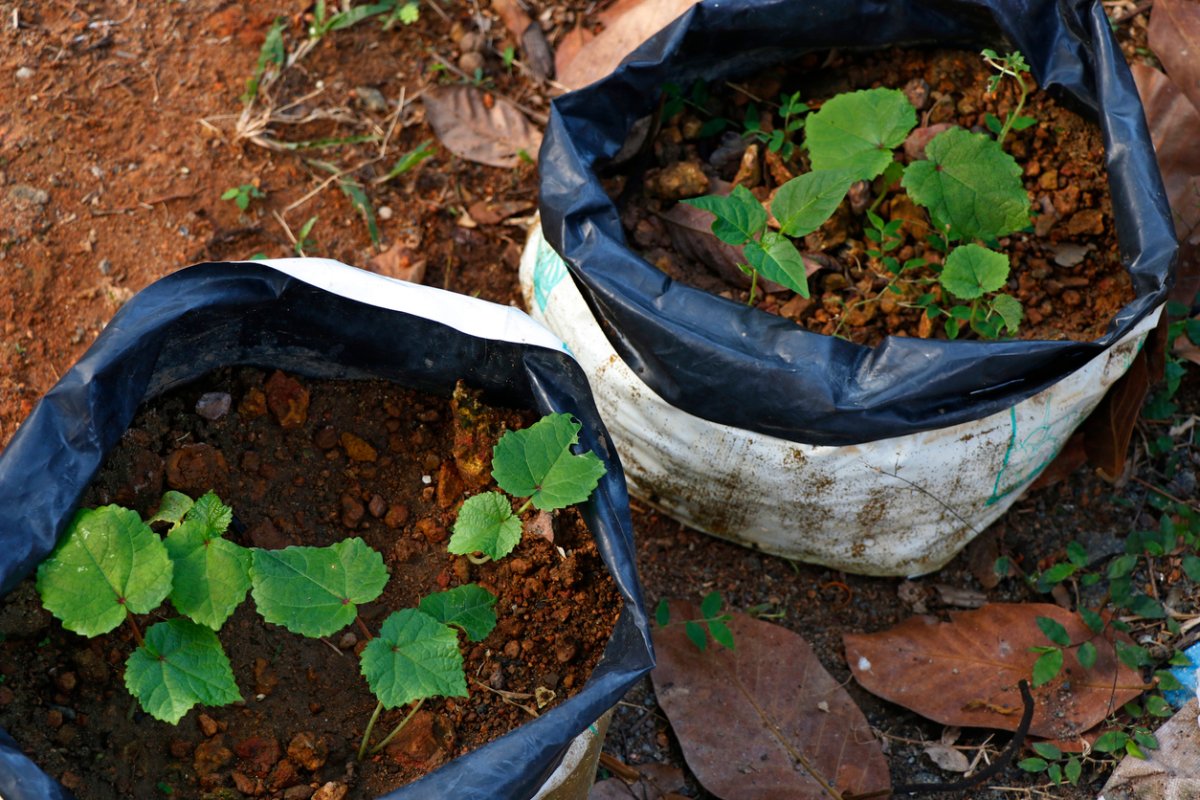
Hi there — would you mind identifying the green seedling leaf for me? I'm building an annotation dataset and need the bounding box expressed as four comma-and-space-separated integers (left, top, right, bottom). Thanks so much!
491, 413, 607, 511
1036, 616, 1071, 647
772, 170, 854, 238
1018, 757, 1048, 772
447, 492, 522, 561
36, 506, 173, 637
360, 609, 468, 709
1093, 731, 1131, 753
655, 598, 671, 627
418, 584, 498, 642
337, 178, 380, 247
165, 493, 251, 630
250, 538, 388, 637
990, 293, 1023, 335
382, 140, 435, 181
708, 619, 735, 650
1077, 641, 1098, 670
242, 17, 286, 103
148, 491, 196, 530
902, 127, 1029, 242
1031, 647, 1063, 687
685, 620, 708, 651
682, 185, 768, 246
1032, 742, 1062, 760
124, 618, 240, 724
700, 591, 723, 620
940, 245, 1010, 300
805, 88, 917, 180
744, 231, 811, 297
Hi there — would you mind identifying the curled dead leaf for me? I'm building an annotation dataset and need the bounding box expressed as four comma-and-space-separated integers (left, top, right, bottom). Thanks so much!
423, 85, 542, 169
556, 0, 700, 91
367, 242, 426, 284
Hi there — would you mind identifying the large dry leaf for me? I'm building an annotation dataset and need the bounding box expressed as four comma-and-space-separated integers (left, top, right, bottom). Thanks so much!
557, 0, 699, 91
652, 601, 890, 800
1099, 699, 1200, 800
422, 86, 542, 169
844, 604, 1146, 740
1080, 320, 1155, 480
1131, 64, 1200, 306
1148, 0, 1200, 115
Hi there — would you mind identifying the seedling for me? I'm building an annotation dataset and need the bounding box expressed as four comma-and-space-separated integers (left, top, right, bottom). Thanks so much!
448, 413, 607, 562
742, 92, 808, 160
242, 17, 286, 104
308, 0, 400, 40
686, 57, 1033, 338
382, 1, 420, 28
294, 215, 318, 256
981, 49, 1037, 147
221, 183, 264, 212
655, 592, 735, 651
379, 139, 435, 183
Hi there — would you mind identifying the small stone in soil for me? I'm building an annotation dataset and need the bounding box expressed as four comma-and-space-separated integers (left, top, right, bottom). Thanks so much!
198, 713, 220, 737
287, 731, 328, 771
368, 493, 387, 517
555, 638, 579, 664
264, 371, 310, 429
384, 710, 455, 767
340, 493, 365, 528
312, 783, 349, 800
235, 734, 282, 778
415, 517, 447, 544
340, 432, 377, 462
196, 392, 232, 420
166, 442, 228, 496
338, 632, 357, 649
284, 786, 317, 800
268, 758, 301, 791
193, 737, 233, 777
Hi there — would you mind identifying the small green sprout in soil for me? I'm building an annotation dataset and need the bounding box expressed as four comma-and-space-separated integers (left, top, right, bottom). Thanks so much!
655, 591, 735, 651
36, 411, 608, 766
683, 51, 1034, 338
981, 49, 1037, 146
448, 412, 607, 563
220, 183, 264, 212
379, 139, 436, 183
294, 215, 318, 256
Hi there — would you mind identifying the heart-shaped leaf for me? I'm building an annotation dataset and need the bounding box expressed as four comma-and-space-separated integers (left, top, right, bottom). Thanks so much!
250, 538, 388, 637
165, 493, 251, 630
805, 88, 916, 180
360, 609, 468, 709
418, 584, 498, 642
940, 244, 1010, 300
36, 506, 173, 637
447, 491, 523, 561
124, 618, 241, 724
491, 413, 607, 511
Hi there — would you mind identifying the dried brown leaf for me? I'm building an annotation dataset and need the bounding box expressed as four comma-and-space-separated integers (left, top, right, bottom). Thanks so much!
589, 762, 687, 800
844, 604, 1146, 740
652, 601, 890, 799
467, 199, 534, 225
489, 0, 552, 80
923, 743, 970, 773
1099, 700, 1200, 800
367, 242, 426, 284
1148, 0, 1200, 114
556, 0, 699, 91
422, 86, 542, 169
659, 203, 755, 288
1131, 63, 1200, 306
1081, 326, 1154, 480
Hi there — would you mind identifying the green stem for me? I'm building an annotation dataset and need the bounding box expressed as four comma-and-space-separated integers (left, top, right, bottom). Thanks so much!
357, 701, 384, 761
516, 497, 533, 515
368, 698, 426, 756
996, 73, 1028, 148
747, 269, 758, 307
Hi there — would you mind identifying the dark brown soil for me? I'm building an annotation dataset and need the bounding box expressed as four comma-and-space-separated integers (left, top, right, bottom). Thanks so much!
0, 368, 619, 799
619, 47, 1133, 345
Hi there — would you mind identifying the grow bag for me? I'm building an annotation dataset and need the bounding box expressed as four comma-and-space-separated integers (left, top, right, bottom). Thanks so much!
530, 0, 1177, 575
0, 259, 654, 800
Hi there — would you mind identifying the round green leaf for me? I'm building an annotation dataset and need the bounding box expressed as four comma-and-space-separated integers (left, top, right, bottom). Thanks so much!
360, 609, 468, 709
249, 537, 388, 637
124, 618, 241, 724
901, 127, 1030, 241
805, 88, 917, 180
447, 492, 522, 561
418, 584, 498, 642
36, 506, 173, 637
491, 413, 607, 511
941, 245, 1010, 300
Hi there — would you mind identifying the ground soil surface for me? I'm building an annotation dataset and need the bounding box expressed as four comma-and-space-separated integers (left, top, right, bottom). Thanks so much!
1, 2, 1195, 799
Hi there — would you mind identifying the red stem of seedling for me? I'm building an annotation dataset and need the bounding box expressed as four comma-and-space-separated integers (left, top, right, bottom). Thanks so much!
355, 616, 373, 642
125, 613, 145, 647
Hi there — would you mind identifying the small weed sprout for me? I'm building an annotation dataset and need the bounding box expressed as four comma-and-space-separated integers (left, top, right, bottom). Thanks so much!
294, 215, 318, 256
655, 592, 735, 651
221, 183, 264, 212
981, 49, 1037, 147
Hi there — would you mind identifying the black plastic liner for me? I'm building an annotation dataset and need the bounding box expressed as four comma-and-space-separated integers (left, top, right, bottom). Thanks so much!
0, 262, 653, 800
539, 0, 1177, 446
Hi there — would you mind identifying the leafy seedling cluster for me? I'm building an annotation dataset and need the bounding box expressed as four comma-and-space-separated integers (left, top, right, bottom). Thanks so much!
683, 51, 1034, 338
655, 591, 735, 651
36, 412, 606, 761
220, 183, 264, 212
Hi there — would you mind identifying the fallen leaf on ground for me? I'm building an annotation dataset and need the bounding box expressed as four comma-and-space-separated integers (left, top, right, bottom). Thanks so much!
1099, 699, 1200, 800
556, 0, 699, 91
652, 600, 890, 799
589, 762, 687, 799
1148, 0, 1200, 114
489, 0, 552, 79
923, 743, 970, 773
1080, 323, 1155, 480
422, 86, 541, 169
467, 199, 534, 225
844, 603, 1146, 740
367, 242, 426, 284
1131, 63, 1200, 307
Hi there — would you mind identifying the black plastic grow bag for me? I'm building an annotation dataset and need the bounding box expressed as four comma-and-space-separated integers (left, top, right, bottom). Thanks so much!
0, 261, 653, 800
539, 0, 1176, 447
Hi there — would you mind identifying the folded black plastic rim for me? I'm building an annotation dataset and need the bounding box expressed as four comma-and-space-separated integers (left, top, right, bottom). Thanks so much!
539, 0, 1177, 446
0, 262, 653, 800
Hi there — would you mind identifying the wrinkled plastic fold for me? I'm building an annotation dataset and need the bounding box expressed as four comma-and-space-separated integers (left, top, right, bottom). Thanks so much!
0, 260, 653, 800
539, 0, 1176, 446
